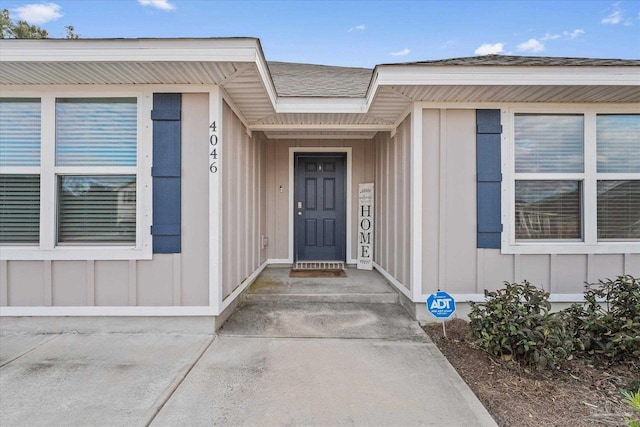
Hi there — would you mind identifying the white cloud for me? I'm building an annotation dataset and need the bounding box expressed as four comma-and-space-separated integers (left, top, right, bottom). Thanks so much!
14, 3, 62, 24
348, 24, 365, 32
390, 48, 410, 56
474, 43, 504, 56
602, 9, 622, 24
138, 0, 175, 11
565, 29, 585, 39
542, 29, 585, 41
441, 40, 456, 49
517, 38, 545, 53
601, 2, 630, 25
541, 32, 561, 41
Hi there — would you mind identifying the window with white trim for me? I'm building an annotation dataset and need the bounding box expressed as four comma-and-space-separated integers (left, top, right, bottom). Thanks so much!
504, 109, 640, 254
0, 95, 151, 259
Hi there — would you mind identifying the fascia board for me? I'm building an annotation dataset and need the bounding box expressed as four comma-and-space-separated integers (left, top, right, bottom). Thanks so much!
276, 97, 368, 113
372, 65, 640, 86
253, 49, 279, 111
0, 38, 260, 62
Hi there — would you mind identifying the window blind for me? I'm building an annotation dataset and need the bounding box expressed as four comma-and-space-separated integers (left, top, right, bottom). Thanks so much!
58, 175, 136, 244
515, 180, 582, 240
0, 175, 40, 244
597, 180, 640, 240
597, 115, 640, 173
0, 99, 41, 167
56, 98, 137, 167
515, 114, 584, 173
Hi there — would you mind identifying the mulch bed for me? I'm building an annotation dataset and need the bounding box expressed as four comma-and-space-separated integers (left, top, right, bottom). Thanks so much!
289, 269, 346, 278
422, 319, 640, 427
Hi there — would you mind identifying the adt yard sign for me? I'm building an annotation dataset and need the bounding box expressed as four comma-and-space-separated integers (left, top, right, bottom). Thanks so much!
427, 291, 456, 319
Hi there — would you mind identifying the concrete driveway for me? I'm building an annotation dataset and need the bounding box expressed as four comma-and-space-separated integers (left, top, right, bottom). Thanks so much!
1, 304, 496, 427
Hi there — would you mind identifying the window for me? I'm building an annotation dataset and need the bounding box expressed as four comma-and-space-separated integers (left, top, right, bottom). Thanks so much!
504, 109, 640, 254
55, 98, 137, 244
0, 94, 151, 259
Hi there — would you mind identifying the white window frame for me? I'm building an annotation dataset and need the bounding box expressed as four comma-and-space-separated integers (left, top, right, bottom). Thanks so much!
0, 88, 153, 260
501, 105, 640, 255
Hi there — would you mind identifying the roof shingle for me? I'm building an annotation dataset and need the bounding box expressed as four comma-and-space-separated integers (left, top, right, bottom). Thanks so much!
267, 61, 372, 98
385, 54, 640, 67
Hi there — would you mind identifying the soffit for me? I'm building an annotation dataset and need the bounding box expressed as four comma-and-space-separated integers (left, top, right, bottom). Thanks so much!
0, 61, 242, 85
0, 60, 278, 122
385, 84, 640, 103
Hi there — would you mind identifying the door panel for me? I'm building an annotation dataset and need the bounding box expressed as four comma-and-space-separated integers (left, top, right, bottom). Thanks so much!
323, 178, 335, 210
294, 154, 346, 261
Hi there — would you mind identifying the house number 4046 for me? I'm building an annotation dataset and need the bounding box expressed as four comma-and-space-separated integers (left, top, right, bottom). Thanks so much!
209, 121, 219, 173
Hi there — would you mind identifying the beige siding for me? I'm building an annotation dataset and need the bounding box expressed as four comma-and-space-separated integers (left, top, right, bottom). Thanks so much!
221, 103, 266, 299
52, 261, 87, 306
374, 116, 411, 290
94, 261, 129, 306
421, 108, 640, 296
4, 261, 45, 306
180, 94, 210, 305
1, 93, 211, 308
263, 139, 375, 262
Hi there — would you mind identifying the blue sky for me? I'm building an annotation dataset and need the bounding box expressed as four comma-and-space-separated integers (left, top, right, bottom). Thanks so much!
4, 0, 640, 68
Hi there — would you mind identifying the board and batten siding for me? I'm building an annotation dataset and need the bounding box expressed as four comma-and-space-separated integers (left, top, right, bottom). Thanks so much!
374, 115, 411, 291
420, 108, 640, 297
264, 139, 375, 262
221, 102, 267, 299
0, 93, 210, 307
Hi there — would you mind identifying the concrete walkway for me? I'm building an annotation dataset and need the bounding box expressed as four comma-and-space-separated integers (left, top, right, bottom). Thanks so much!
1, 270, 496, 426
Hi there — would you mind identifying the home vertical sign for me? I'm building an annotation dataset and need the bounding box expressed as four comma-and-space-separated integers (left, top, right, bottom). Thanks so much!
358, 183, 374, 270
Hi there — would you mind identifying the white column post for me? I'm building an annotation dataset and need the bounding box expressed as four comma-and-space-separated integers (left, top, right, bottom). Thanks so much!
209, 86, 224, 314
410, 104, 423, 302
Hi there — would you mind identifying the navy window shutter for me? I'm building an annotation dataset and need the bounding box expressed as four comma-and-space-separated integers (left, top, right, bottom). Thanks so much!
151, 93, 181, 253
476, 109, 502, 249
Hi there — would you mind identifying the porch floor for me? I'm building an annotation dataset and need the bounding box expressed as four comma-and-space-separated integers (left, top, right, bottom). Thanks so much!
244, 266, 398, 304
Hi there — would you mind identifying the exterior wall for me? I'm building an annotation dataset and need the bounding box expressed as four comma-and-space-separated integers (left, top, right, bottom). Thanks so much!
221, 102, 267, 299
264, 139, 375, 262
420, 108, 640, 298
374, 116, 411, 291
0, 93, 211, 308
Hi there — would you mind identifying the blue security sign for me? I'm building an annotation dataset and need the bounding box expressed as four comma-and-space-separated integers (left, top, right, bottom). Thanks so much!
427, 291, 456, 319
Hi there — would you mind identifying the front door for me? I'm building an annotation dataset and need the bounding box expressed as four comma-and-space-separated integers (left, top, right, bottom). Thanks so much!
294, 154, 346, 261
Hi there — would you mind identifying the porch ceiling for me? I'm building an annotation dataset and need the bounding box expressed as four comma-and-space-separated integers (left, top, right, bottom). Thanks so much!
263, 130, 378, 139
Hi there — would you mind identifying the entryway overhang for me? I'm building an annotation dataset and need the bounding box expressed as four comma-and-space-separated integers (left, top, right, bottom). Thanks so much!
2, 38, 638, 139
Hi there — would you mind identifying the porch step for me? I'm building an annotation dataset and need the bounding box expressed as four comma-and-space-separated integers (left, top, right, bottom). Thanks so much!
220, 301, 425, 341
245, 292, 398, 304
244, 267, 399, 305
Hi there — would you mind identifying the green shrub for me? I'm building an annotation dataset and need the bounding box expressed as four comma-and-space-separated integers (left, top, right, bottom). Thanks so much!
468, 281, 573, 370
621, 388, 640, 427
563, 275, 640, 361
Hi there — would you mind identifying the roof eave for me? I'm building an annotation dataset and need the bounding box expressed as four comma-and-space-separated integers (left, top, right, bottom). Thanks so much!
365, 65, 640, 105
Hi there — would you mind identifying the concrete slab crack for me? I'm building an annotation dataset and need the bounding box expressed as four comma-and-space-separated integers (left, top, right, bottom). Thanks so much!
144, 335, 217, 427
0, 333, 61, 368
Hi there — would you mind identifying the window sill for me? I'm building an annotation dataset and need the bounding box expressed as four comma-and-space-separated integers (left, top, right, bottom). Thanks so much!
501, 241, 640, 255
0, 246, 152, 261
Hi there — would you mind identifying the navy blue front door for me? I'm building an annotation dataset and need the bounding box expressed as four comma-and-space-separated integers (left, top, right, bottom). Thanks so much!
294, 154, 346, 261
